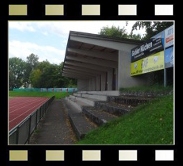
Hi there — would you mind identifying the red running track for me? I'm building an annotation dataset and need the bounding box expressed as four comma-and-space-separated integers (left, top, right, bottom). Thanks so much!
9, 97, 50, 131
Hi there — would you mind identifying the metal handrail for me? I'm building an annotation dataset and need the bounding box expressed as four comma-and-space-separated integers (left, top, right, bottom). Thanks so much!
9, 96, 55, 144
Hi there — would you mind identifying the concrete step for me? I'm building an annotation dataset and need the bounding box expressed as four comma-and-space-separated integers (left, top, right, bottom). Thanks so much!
108, 96, 151, 106
72, 93, 108, 101
83, 107, 117, 126
81, 93, 108, 101
65, 96, 89, 111
73, 93, 82, 97
78, 91, 120, 96
63, 99, 97, 140
68, 95, 97, 106
95, 101, 132, 116
68, 113, 96, 140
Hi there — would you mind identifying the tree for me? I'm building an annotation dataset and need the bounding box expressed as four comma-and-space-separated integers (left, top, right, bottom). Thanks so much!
128, 32, 142, 40
99, 25, 142, 41
37, 60, 50, 72
99, 26, 128, 39
9, 57, 26, 90
131, 21, 173, 40
29, 69, 42, 87
9, 55, 77, 89
39, 64, 60, 88
26, 53, 39, 70
56, 62, 76, 88
24, 53, 39, 84
29, 62, 73, 88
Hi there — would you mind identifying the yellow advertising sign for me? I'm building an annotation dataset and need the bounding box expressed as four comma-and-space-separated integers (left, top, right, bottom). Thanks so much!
131, 51, 164, 76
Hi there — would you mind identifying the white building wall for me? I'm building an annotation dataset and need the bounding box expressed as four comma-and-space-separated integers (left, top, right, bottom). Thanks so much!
118, 50, 148, 89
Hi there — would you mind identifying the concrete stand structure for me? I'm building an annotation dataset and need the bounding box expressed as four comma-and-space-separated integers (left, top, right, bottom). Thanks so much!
62, 31, 149, 91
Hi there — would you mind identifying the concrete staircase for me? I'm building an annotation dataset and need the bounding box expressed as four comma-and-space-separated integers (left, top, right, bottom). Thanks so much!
63, 91, 152, 140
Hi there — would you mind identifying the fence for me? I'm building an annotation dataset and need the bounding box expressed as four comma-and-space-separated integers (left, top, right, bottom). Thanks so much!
13, 88, 78, 92
13, 88, 41, 91
44, 88, 77, 92
9, 96, 55, 144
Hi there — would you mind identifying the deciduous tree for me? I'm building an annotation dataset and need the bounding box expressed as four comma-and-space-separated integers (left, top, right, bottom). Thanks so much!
9, 57, 26, 90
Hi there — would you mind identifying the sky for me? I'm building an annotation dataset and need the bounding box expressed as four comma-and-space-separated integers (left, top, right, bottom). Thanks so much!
9, 21, 146, 65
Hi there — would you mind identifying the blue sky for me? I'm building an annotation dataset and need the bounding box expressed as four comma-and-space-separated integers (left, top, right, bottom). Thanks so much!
9, 21, 145, 64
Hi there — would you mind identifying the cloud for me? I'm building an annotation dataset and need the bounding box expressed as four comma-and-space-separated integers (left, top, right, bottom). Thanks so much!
9, 40, 65, 64
8, 21, 147, 65
41, 31, 48, 36
34, 21, 133, 37
9, 21, 146, 37
39, 21, 145, 36
9, 22, 36, 32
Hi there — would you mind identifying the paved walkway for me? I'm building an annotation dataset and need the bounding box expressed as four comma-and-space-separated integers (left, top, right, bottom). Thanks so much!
29, 99, 77, 144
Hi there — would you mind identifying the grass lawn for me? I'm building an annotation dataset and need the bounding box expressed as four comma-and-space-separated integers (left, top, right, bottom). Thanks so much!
9, 91, 71, 99
77, 94, 174, 145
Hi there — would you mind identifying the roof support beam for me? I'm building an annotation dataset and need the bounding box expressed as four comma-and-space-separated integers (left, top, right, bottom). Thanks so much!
66, 54, 118, 68
63, 71, 92, 77
70, 35, 138, 53
65, 61, 111, 72
62, 72, 91, 79
64, 65, 105, 75
67, 47, 118, 61
63, 68, 98, 77
62, 74, 87, 79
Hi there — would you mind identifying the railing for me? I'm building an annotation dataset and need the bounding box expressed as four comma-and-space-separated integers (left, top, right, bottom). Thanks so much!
9, 96, 55, 144
13, 88, 78, 92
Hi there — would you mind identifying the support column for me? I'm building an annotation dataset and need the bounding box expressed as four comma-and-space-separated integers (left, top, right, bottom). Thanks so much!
92, 77, 96, 91
77, 79, 89, 91
107, 68, 113, 90
115, 68, 118, 90
96, 75, 101, 91
101, 73, 106, 91
89, 79, 92, 91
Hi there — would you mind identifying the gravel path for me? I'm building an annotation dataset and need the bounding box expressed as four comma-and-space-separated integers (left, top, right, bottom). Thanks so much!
29, 99, 77, 144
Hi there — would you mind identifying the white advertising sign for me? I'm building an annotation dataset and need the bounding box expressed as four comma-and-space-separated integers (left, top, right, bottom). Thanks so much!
165, 25, 174, 48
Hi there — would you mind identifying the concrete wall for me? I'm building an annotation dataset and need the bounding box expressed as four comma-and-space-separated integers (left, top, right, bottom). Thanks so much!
101, 73, 106, 91
92, 77, 96, 90
115, 68, 118, 90
77, 79, 89, 91
88, 78, 96, 91
107, 68, 113, 90
75, 47, 148, 91
118, 50, 148, 89
77, 50, 149, 91
88, 79, 92, 91
96, 75, 101, 91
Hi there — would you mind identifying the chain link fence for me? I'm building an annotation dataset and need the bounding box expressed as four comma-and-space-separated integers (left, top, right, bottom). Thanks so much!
9, 96, 55, 144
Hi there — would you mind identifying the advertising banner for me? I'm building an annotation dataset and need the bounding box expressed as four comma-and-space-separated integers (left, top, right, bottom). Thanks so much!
164, 46, 174, 68
131, 31, 164, 62
41, 88, 47, 92
131, 51, 164, 76
165, 25, 174, 48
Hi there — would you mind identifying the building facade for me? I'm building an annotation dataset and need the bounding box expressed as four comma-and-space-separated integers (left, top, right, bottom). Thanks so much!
62, 31, 149, 91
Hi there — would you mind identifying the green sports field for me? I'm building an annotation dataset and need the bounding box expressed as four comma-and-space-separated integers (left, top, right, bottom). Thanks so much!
9, 91, 71, 99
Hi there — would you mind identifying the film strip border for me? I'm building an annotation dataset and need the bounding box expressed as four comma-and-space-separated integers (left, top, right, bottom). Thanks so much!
8, 149, 175, 161
8, 4, 174, 16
